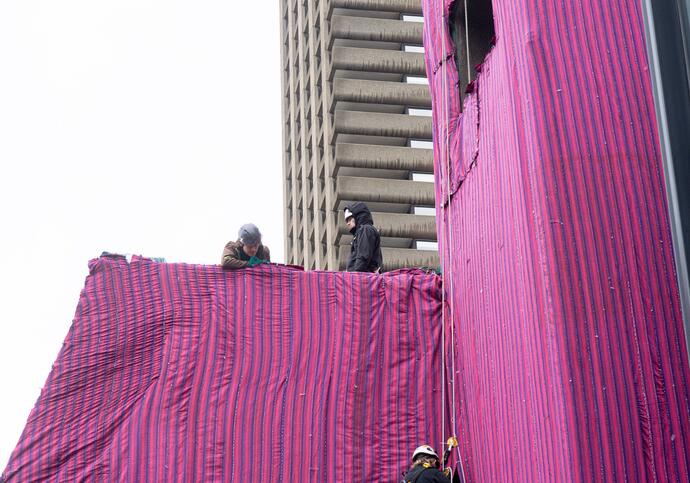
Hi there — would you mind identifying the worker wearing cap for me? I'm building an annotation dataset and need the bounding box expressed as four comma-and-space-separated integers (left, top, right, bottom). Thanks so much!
221, 223, 271, 269
401, 445, 450, 483
343, 202, 382, 273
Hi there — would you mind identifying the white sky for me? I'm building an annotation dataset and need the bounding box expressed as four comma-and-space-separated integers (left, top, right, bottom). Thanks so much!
0, 1, 284, 468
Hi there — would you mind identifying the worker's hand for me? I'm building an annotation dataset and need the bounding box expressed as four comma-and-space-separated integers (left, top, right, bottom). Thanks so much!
247, 256, 269, 267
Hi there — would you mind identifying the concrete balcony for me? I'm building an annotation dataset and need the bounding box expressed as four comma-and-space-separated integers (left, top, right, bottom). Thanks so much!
331, 15, 423, 44
333, 78, 431, 107
335, 143, 434, 172
338, 211, 436, 240
332, 47, 426, 76
335, 110, 433, 139
330, 0, 423, 15
338, 245, 439, 271
336, 175, 435, 206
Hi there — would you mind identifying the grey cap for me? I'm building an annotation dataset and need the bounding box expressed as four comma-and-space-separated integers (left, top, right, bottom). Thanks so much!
238, 223, 262, 245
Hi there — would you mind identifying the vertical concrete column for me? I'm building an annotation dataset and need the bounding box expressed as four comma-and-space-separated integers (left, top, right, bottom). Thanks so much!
297, 0, 312, 269
284, 0, 301, 265
279, 0, 290, 260
318, 0, 338, 270
306, 0, 324, 268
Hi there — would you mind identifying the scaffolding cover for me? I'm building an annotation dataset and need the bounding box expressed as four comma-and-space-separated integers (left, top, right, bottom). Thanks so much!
2, 256, 446, 482
423, 0, 690, 481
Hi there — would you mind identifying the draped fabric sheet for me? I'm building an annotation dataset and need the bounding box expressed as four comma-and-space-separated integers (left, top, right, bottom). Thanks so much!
423, 0, 690, 481
2, 256, 446, 482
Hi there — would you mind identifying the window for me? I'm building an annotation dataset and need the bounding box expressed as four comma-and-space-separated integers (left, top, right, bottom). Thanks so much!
402, 15, 424, 23
405, 76, 429, 85
410, 140, 433, 149
408, 108, 433, 117
416, 241, 439, 251
448, 0, 496, 101
414, 207, 436, 216
404, 45, 425, 53
412, 173, 434, 183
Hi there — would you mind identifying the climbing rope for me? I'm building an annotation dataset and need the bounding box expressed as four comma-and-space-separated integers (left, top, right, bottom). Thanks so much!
439, 0, 452, 468
438, 1, 468, 481
439, 0, 449, 467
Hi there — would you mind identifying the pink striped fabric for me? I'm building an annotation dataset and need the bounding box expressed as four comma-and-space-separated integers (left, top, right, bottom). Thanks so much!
2, 256, 446, 482
423, 0, 690, 481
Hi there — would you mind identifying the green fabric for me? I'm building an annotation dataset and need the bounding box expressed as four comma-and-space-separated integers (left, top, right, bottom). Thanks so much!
247, 256, 269, 267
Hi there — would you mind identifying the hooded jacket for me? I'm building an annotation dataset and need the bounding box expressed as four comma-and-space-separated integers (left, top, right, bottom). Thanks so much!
345, 202, 383, 272
401, 464, 450, 483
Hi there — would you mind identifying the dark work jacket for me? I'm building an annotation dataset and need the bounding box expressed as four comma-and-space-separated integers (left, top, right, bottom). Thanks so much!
345, 202, 382, 272
402, 465, 450, 483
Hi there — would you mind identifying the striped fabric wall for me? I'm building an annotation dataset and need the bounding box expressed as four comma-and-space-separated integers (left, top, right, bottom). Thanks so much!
1, 256, 446, 482
423, 0, 690, 481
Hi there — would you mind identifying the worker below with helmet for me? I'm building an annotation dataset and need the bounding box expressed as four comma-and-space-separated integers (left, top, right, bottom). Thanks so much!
343, 202, 383, 273
222, 223, 271, 269
401, 445, 450, 483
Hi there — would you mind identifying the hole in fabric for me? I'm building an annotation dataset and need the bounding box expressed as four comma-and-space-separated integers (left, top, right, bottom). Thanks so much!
449, 0, 496, 103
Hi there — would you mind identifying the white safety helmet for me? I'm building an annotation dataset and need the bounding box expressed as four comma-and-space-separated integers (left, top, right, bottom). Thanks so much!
343, 208, 354, 222
412, 445, 439, 461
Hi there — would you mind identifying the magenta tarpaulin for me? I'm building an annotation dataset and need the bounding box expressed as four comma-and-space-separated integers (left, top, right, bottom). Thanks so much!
2, 256, 446, 482
423, 0, 690, 481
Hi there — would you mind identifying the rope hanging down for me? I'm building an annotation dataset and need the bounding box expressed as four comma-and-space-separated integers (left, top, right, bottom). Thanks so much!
438, 0, 468, 481
439, 0, 448, 468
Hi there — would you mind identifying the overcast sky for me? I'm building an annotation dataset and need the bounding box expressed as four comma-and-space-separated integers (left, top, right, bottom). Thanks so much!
0, 1, 284, 467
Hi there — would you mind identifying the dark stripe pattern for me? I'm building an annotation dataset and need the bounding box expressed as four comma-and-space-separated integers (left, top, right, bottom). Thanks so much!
423, 0, 690, 481
1, 256, 445, 482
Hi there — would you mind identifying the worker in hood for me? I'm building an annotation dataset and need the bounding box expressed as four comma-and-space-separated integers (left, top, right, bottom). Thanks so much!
222, 223, 271, 269
401, 445, 450, 483
343, 202, 382, 273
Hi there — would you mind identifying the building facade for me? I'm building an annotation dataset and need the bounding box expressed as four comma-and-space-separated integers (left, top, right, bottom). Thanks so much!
279, 0, 440, 271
